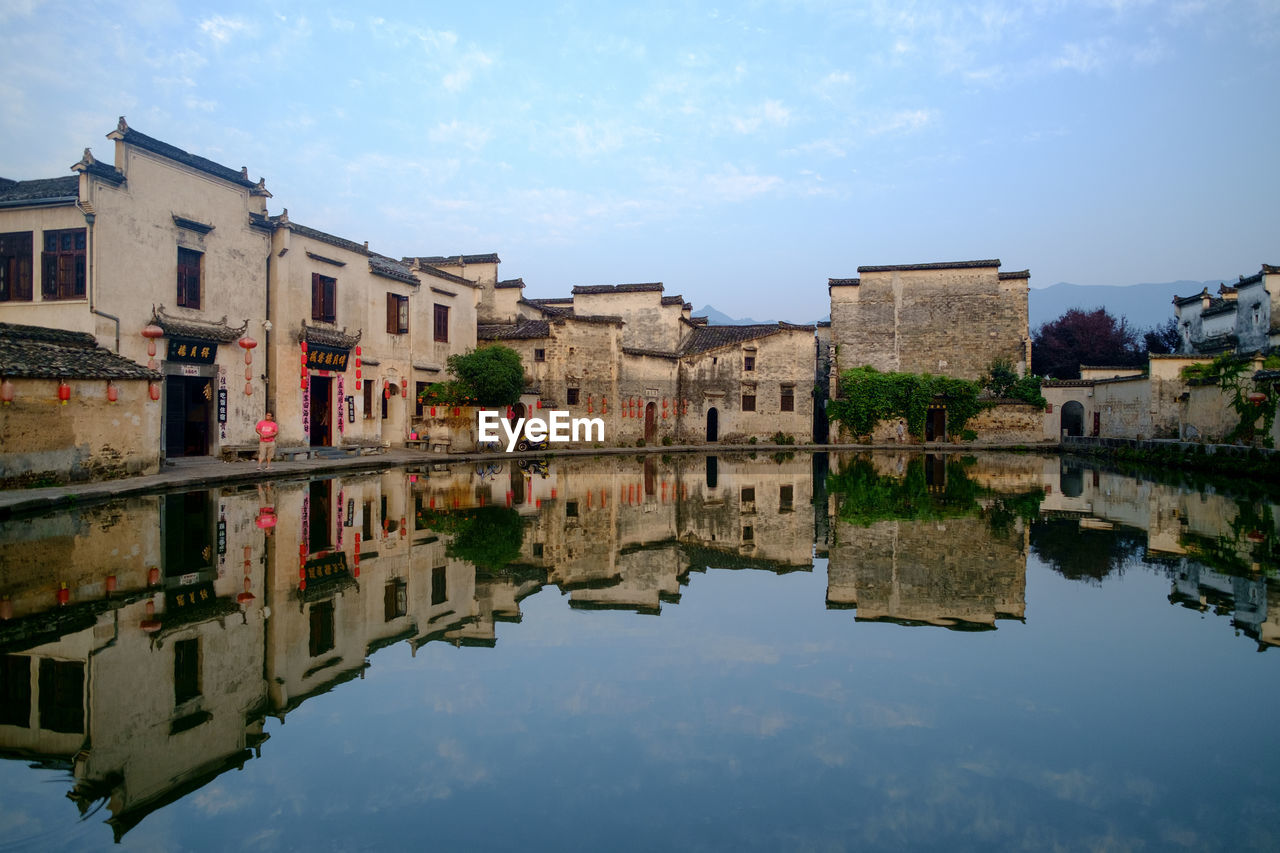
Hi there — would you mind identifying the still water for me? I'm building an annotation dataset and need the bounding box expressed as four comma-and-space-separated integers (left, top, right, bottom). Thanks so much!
1, 452, 1277, 851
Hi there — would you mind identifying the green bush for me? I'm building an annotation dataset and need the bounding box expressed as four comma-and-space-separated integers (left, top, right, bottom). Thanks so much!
827, 366, 985, 439
661, 435, 673, 446
961, 429, 978, 441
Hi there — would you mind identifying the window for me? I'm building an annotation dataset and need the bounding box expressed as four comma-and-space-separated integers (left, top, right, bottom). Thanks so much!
565, 501, 579, 518
41, 228, 86, 301
0, 655, 31, 728
744, 354, 755, 371
434, 304, 449, 342
387, 293, 409, 334
362, 500, 373, 540
742, 392, 756, 412
312, 273, 337, 323
38, 658, 84, 734
364, 380, 374, 420
384, 579, 408, 622
567, 387, 580, 405
534, 348, 546, 362
741, 487, 755, 504
174, 638, 201, 705
308, 601, 335, 657
415, 381, 428, 419
0, 232, 33, 302
779, 484, 794, 512
431, 566, 447, 605
742, 525, 754, 542
780, 385, 795, 412
176, 247, 201, 308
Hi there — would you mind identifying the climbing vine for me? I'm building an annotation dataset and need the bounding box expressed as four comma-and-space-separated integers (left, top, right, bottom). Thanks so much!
1180, 353, 1279, 446
826, 366, 984, 440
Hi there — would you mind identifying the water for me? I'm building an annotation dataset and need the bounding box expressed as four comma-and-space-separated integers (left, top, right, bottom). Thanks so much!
0, 452, 1277, 851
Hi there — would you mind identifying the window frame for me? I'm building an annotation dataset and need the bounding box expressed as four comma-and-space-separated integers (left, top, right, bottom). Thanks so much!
176, 246, 202, 309
387, 292, 409, 334
312, 272, 337, 324
534, 348, 546, 362
0, 231, 34, 302
567, 387, 580, 405
433, 303, 450, 342
41, 228, 86, 302
743, 354, 756, 371
741, 392, 756, 412
780, 385, 795, 412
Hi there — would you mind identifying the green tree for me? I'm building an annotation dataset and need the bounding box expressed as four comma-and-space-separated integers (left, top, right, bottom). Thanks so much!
444, 345, 525, 406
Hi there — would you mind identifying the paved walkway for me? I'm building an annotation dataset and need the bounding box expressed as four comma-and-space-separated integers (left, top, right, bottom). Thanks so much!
0, 440, 1056, 518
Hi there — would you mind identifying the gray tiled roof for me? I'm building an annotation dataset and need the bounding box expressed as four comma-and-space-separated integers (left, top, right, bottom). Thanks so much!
369, 254, 418, 284
997, 270, 1030, 280
661, 295, 684, 306
478, 320, 551, 340
114, 121, 258, 189
681, 322, 815, 356
572, 283, 663, 295
857, 260, 1000, 273
414, 264, 476, 287
0, 322, 159, 380
496, 278, 525, 289
301, 323, 361, 349
518, 299, 570, 318
1173, 288, 1209, 307
558, 314, 622, 326
154, 309, 248, 343
828, 278, 861, 287
622, 347, 679, 360
0, 175, 79, 205
412, 253, 501, 265
275, 217, 367, 256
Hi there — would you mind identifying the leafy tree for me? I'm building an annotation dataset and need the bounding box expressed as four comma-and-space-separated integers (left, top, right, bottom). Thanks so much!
440, 345, 524, 406
1032, 308, 1143, 380
1143, 317, 1182, 356
982, 358, 1047, 408
827, 366, 984, 439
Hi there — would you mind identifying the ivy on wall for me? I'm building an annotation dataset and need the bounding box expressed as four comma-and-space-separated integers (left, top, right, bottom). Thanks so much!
1181, 353, 1280, 447
826, 366, 984, 440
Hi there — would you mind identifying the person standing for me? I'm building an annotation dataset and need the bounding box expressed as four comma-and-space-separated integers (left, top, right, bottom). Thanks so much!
256, 412, 278, 470
896, 419, 906, 443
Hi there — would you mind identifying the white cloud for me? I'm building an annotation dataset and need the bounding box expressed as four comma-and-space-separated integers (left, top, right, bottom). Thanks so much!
867, 108, 936, 135
199, 14, 250, 45
428, 120, 493, 151
703, 167, 784, 202
1051, 38, 1110, 72
729, 99, 791, 134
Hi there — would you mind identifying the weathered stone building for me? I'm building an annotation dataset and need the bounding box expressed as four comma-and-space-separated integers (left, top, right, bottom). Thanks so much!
828, 259, 1031, 384
1173, 264, 1279, 356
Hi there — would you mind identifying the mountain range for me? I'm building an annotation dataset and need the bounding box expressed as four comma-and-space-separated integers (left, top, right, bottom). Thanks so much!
698, 279, 1230, 332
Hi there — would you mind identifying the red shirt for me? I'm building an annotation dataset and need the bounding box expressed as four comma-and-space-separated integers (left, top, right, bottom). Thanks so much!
256, 419, 278, 442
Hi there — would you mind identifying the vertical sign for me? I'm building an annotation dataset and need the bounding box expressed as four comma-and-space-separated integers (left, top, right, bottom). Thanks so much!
218, 370, 228, 441
337, 376, 345, 436
302, 375, 311, 438
345, 497, 355, 527
336, 489, 344, 547
347, 396, 355, 424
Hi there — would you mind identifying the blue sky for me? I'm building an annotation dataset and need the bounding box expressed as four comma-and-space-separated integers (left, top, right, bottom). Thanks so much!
1, 0, 1277, 322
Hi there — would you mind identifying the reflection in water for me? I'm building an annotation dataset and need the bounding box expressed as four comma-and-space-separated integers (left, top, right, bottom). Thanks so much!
0, 451, 1278, 847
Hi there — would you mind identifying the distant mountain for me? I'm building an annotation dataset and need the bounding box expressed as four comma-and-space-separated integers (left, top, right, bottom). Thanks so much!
1030, 280, 1223, 331
693, 304, 767, 325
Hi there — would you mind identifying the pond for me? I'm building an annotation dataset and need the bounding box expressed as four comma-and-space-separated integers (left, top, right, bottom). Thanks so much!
1, 451, 1277, 851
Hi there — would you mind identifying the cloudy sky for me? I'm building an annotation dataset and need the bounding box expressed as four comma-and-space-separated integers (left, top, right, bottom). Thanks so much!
1, 0, 1276, 322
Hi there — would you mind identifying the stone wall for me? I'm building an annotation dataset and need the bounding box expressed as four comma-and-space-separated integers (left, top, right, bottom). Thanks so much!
967, 402, 1050, 443
0, 377, 160, 486
1093, 376, 1151, 438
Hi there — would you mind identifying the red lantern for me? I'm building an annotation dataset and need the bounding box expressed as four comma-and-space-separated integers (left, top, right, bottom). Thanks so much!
245, 382, 253, 396
238, 335, 258, 364
300, 341, 308, 352
400, 516, 407, 538
536, 399, 542, 409
57, 380, 70, 405
245, 365, 253, 381
57, 583, 70, 606
256, 509, 277, 530
140, 599, 161, 633
1, 378, 13, 405
105, 574, 117, 593
1247, 392, 1267, 405
431, 406, 437, 417
106, 381, 118, 403
401, 378, 408, 393
148, 566, 160, 585
0, 597, 11, 620
141, 323, 164, 357
149, 381, 160, 401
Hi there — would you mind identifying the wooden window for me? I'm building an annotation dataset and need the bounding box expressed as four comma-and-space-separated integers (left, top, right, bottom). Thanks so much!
0, 232, 33, 302
742, 392, 756, 412
37, 658, 84, 734
386, 293, 409, 334
363, 380, 374, 419
384, 579, 408, 622
0, 655, 31, 728
534, 348, 546, 362
741, 487, 755, 503
743, 354, 755, 371
41, 228, 86, 301
311, 273, 337, 323
780, 385, 795, 412
567, 387, 580, 405
173, 638, 201, 705
433, 304, 449, 342
176, 247, 201, 308
308, 601, 335, 657
431, 566, 447, 605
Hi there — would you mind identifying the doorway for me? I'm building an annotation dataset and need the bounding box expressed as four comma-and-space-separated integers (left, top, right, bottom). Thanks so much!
706, 407, 718, 442
644, 402, 657, 443
164, 375, 212, 457
310, 377, 333, 447
1061, 401, 1085, 437
925, 406, 946, 442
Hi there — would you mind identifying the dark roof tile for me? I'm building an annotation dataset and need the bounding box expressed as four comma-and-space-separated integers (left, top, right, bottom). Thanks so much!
411, 253, 501, 265
369, 254, 418, 284
478, 320, 551, 340
111, 118, 258, 189
572, 283, 663, 295
496, 278, 525, 289
857, 259, 1000, 273
153, 309, 248, 343
680, 323, 811, 356
0, 322, 159, 380
0, 175, 78, 205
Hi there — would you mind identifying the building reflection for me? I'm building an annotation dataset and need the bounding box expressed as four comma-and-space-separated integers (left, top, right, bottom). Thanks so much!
1, 450, 1278, 841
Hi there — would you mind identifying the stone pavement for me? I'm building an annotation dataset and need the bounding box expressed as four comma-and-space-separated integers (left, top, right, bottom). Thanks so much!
0, 440, 1053, 519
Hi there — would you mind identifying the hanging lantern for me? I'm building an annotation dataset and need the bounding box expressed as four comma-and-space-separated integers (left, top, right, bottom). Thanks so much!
149, 381, 160, 401
140, 599, 161, 634
237, 576, 255, 605
238, 335, 258, 364
1247, 392, 1267, 405
57, 380, 71, 405
141, 323, 164, 357
57, 583, 70, 606
106, 381, 118, 403
0, 597, 12, 621
245, 382, 253, 397
430, 406, 437, 417
244, 365, 253, 381
400, 516, 407, 538
300, 341, 308, 353
401, 378, 408, 393
105, 574, 117, 593
536, 399, 542, 409
1, 378, 13, 405
148, 566, 160, 585
255, 508, 277, 530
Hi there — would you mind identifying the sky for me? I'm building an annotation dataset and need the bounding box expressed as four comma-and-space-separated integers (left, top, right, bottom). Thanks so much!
1, 0, 1277, 323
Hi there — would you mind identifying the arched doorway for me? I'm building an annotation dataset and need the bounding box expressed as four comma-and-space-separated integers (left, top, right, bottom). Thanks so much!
1061, 400, 1084, 437
644, 402, 657, 443
706, 407, 718, 442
